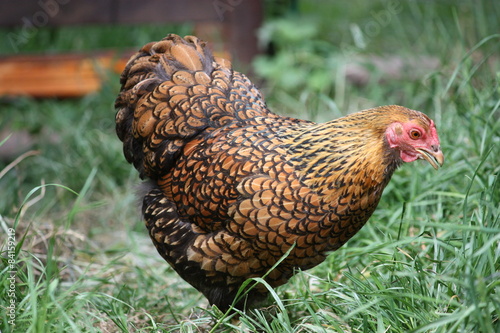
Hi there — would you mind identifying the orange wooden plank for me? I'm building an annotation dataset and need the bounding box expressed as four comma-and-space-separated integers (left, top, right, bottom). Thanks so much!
0, 51, 131, 98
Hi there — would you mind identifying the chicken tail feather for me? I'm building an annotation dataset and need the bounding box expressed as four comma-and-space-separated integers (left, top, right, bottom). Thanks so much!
115, 34, 269, 179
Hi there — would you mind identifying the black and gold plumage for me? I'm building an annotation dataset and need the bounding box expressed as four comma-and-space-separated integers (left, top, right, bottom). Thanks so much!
115, 34, 444, 311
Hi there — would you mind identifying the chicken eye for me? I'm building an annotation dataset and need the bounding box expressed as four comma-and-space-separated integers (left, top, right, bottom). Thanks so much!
409, 129, 421, 139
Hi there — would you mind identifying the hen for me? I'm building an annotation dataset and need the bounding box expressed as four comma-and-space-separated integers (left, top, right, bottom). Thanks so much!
115, 34, 444, 311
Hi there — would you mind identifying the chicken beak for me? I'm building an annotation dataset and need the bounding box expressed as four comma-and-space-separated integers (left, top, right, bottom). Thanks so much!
416, 147, 444, 170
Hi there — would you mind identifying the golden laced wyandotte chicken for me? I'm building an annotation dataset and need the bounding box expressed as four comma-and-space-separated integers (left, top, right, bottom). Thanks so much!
115, 34, 444, 312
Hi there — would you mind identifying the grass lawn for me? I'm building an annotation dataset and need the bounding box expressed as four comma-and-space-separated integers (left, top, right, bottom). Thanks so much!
1, 1, 499, 332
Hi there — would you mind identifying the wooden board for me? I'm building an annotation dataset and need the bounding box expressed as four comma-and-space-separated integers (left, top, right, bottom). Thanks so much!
0, 51, 131, 97
0, 0, 220, 27
0, 1, 262, 65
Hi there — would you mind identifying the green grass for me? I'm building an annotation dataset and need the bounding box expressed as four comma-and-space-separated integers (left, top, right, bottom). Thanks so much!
1, 0, 499, 332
